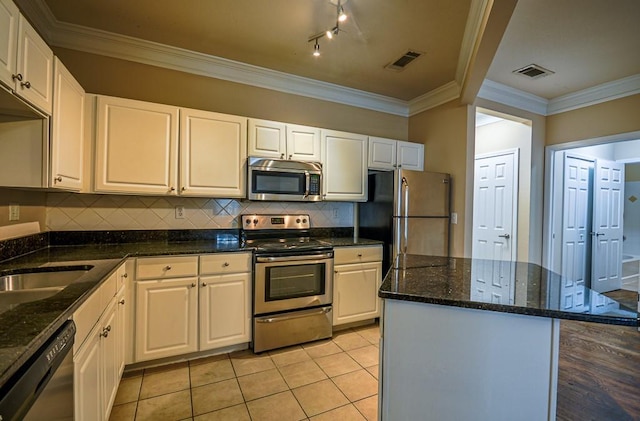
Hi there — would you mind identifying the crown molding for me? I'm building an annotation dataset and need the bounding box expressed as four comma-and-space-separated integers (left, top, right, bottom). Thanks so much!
477, 80, 548, 115
456, 0, 492, 87
546, 74, 640, 115
408, 81, 461, 116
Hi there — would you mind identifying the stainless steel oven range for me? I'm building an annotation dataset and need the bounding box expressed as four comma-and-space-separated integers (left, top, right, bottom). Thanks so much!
242, 214, 333, 353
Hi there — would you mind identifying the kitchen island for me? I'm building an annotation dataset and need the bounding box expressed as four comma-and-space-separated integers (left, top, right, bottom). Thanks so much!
378, 254, 638, 421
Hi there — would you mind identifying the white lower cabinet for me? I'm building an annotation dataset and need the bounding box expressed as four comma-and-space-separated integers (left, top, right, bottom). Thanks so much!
135, 277, 199, 362
199, 272, 251, 350
132, 252, 252, 363
73, 264, 126, 421
333, 246, 383, 326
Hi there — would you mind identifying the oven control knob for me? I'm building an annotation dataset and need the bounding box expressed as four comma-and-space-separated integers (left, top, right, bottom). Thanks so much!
253, 219, 258, 225
296, 218, 301, 223
245, 218, 251, 225
303, 218, 307, 223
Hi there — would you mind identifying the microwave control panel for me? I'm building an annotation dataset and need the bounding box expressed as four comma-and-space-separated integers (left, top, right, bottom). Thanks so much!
309, 174, 321, 195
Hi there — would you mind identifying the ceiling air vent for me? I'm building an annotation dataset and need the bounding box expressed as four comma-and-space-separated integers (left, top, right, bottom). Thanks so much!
513, 64, 554, 79
385, 50, 423, 71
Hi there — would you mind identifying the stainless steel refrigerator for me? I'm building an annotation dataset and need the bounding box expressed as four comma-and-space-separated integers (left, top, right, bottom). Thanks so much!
358, 170, 451, 274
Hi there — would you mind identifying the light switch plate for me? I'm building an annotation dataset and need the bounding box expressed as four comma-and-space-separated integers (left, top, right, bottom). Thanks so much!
175, 206, 185, 219
9, 204, 19, 221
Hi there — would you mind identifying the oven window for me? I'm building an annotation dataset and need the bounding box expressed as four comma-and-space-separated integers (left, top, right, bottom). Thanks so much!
265, 263, 326, 301
253, 171, 305, 195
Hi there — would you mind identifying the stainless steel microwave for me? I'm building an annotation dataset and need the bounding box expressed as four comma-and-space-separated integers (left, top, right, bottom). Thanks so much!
247, 157, 323, 201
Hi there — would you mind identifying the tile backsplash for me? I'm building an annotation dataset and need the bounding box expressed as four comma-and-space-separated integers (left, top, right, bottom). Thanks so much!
46, 193, 354, 231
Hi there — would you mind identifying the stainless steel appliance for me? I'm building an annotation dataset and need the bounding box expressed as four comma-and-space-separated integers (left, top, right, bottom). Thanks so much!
0, 320, 75, 421
359, 170, 451, 274
247, 157, 323, 202
242, 214, 333, 353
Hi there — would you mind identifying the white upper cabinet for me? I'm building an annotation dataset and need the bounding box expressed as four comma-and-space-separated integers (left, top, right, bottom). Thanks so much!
180, 108, 247, 197
0, 0, 19, 88
249, 118, 321, 162
0, 3, 53, 114
368, 137, 424, 171
397, 140, 424, 171
322, 129, 368, 201
51, 57, 84, 191
16, 15, 53, 114
95, 95, 179, 195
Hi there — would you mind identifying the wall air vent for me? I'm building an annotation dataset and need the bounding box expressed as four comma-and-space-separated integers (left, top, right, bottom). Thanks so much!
385, 50, 424, 71
513, 64, 554, 79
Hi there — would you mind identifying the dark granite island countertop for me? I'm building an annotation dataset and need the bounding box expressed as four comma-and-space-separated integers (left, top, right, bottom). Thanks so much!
378, 254, 638, 420
379, 254, 638, 327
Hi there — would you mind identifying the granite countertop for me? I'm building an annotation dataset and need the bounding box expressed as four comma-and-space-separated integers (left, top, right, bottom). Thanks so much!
0, 230, 378, 390
380, 254, 639, 327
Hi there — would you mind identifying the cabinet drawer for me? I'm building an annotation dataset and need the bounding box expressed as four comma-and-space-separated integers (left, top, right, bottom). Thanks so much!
74, 274, 115, 353
200, 253, 252, 275
99, 271, 117, 312
136, 256, 198, 280
334, 246, 382, 265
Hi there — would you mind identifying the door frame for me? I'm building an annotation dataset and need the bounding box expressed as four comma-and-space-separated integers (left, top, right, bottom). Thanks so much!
472, 148, 519, 262
542, 129, 640, 275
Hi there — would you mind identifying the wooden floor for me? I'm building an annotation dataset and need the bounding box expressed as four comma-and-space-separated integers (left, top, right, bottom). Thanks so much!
557, 292, 640, 421
604, 289, 638, 311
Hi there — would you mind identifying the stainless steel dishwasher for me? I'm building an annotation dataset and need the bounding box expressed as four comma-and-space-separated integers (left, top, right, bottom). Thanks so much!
0, 320, 75, 421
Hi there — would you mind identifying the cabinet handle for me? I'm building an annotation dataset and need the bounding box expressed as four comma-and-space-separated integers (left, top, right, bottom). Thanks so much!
12, 73, 22, 81
201, 282, 207, 287
357, 253, 362, 257
223, 262, 230, 267
101, 330, 109, 338
164, 265, 172, 271
280, 153, 285, 159
123, 273, 128, 278
170, 187, 176, 192
55, 176, 63, 182
21, 81, 31, 89
288, 154, 292, 160
334, 270, 338, 274
105, 325, 111, 332
191, 282, 196, 287
119, 299, 125, 305
181, 187, 186, 191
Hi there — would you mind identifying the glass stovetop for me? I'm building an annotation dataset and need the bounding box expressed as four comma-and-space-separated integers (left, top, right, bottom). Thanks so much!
244, 237, 332, 253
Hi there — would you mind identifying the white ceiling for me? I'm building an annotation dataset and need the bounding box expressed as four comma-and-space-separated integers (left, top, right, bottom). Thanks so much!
16, 0, 640, 113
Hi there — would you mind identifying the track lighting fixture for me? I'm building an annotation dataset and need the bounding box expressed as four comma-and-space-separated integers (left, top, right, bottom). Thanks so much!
308, 0, 350, 56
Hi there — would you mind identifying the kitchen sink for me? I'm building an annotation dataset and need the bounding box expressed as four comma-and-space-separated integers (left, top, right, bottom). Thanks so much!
0, 266, 93, 314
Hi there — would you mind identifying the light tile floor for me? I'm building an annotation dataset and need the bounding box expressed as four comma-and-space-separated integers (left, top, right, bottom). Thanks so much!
109, 323, 380, 421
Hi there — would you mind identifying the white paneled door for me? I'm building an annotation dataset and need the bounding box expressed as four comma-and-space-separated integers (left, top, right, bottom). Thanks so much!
471, 150, 518, 301
560, 154, 592, 310
591, 159, 625, 293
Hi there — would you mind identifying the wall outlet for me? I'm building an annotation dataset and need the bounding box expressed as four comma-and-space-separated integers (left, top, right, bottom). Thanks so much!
9, 204, 19, 221
451, 212, 457, 224
175, 206, 185, 219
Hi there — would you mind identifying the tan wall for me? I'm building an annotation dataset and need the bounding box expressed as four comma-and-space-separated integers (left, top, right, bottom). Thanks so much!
408, 100, 469, 257
54, 48, 409, 140
626, 163, 640, 182
546, 94, 640, 146
0, 188, 46, 231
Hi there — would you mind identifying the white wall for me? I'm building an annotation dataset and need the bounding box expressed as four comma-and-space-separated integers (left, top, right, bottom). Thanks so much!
475, 117, 532, 262
46, 193, 354, 230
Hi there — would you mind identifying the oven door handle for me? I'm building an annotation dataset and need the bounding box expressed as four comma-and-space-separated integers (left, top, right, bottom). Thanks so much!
255, 306, 332, 323
256, 252, 333, 263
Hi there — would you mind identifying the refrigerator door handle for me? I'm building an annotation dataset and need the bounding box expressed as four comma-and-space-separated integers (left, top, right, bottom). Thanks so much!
402, 176, 409, 255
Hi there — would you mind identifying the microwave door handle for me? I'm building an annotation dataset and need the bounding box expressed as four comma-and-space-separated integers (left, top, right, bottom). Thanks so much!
304, 171, 310, 198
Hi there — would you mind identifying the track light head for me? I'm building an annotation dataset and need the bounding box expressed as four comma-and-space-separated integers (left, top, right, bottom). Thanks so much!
338, 5, 347, 22
313, 40, 320, 56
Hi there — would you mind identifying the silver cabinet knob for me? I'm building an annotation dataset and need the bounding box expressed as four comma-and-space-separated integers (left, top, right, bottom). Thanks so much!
357, 253, 362, 257
201, 282, 207, 287
164, 265, 172, 271
170, 187, 176, 192
191, 282, 196, 287
280, 153, 285, 159
288, 154, 292, 160
119, 299, 125, 305
21, 81, 31, 89
12, 73, 23, 81
223, 262, 230, 267
123, 273, 128, 278
55, 176, 63, 182
181, 187, 186, 191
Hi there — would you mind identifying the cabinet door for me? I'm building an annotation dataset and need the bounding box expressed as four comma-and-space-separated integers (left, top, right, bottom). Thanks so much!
16, 15, 53, 114
286, 124, 321, 162
0, 0, 18, 87
368, 137, 396, 170
95, 95, 179, 195
101, 302, 119, 420
115, 287, 126, 377
199, 272, 251, 350
397, 141, 424, 171
333, 261, 382, 325
135, 277, 198, 361
180, 108, 247, 197
74, 325, 102, 421
322, 129, 368, 201
248, 118, 286, 159
51, 57, 84, 190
